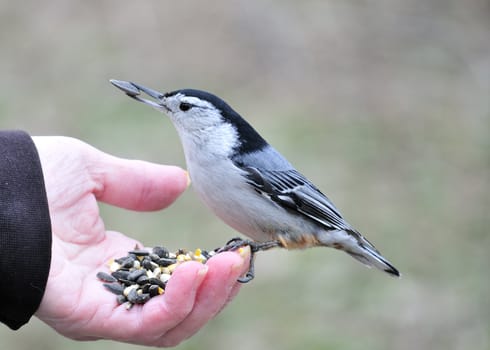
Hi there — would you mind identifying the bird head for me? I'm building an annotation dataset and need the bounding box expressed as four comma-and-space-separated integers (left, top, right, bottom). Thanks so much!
110, 79, 267, 156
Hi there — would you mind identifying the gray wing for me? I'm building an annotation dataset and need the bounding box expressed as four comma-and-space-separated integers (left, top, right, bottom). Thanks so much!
240, 165, 353, 232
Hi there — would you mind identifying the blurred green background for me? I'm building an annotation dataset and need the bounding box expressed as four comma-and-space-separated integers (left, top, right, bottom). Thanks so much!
1, 1, 489, 349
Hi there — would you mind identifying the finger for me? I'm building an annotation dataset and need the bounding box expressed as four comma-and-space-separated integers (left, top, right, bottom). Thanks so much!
138, 262, 208, 336
91, 153, 189, 211
99, 261, 207, 344
155, 249, 250, 346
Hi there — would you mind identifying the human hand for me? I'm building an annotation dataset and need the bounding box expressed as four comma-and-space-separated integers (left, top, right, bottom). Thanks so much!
32, 136, 250, 347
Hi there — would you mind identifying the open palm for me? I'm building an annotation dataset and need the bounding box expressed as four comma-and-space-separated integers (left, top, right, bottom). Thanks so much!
32, 137, 248, 347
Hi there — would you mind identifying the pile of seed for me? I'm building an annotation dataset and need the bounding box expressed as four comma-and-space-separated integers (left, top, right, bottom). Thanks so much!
97, 246, 215, 309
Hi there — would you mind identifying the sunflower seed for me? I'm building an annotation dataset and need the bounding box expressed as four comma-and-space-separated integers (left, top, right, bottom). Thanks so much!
121, 256, 135, 269
148, 277, 166, 288
152, 246, 169, 258
157, 257, 176, 266
111, 270, 130, 281
128, 269, 146, 282
98, 244, 214, 308
128, 249, 150, 256
97, 272, 117, 283
103, 283, 124, 295
136, 275, 149, 285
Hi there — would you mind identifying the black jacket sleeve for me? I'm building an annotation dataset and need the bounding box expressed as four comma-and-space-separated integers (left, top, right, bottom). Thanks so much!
0, 130, 52, 330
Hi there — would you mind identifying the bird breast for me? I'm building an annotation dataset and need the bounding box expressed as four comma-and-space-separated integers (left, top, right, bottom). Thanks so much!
187, 157, 318, 243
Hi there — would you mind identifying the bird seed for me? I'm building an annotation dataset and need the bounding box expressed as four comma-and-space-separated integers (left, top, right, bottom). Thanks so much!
97, 245, 216, 309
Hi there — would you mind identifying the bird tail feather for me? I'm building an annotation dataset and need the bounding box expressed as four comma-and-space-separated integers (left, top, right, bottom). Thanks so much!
346, 244, 400, 277
340, 230, 401, 277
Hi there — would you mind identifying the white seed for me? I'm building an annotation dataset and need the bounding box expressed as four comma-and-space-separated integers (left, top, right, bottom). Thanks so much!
153, 267, 162, 278
123, 284, 139, 297
109, 261, 121, 272
160, 274, 171, 283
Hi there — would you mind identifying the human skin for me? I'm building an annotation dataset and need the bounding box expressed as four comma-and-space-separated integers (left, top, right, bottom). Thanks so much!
32, 136, 249, 347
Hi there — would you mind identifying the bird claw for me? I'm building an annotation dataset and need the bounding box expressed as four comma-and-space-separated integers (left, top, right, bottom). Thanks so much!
214, 237, 281, 283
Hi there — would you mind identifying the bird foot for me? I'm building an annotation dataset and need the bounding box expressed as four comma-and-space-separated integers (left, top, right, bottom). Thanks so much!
214, 237, 282, 283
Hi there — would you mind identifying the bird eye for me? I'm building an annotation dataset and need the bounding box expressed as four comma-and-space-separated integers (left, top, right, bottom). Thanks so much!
179, 102, 192, 112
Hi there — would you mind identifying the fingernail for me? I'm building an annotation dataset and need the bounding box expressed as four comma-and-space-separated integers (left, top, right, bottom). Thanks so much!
184, 170, 192, 188
232, 246, 251, 273
237, 245, 251, 258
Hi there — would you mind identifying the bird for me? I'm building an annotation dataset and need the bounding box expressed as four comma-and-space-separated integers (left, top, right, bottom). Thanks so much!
110, 79, 400, 282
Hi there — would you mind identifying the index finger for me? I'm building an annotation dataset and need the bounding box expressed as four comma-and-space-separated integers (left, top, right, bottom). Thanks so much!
91, 154, 189, 211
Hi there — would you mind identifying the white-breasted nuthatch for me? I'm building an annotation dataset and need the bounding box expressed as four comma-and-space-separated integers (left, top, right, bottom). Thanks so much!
111, 79, 400, 282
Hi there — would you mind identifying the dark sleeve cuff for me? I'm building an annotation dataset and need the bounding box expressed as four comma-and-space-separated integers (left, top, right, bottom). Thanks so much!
0, 130, 52, 330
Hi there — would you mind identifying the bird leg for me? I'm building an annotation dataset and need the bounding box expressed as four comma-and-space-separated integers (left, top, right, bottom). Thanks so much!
214, 237, 282, 283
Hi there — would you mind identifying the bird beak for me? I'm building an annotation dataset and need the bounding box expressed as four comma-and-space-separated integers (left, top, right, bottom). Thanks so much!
110, 79, 167, 111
